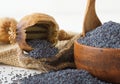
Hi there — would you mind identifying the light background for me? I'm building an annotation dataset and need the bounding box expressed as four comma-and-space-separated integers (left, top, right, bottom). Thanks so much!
0, 0, 120, 83
0, 0, 120, 33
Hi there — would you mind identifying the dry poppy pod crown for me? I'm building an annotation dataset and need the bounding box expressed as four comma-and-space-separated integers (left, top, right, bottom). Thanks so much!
17, 13, 59, 51
0, 17, 17, 44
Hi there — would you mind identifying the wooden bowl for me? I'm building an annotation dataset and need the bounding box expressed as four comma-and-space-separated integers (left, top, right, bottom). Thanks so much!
74, 41, 120, 83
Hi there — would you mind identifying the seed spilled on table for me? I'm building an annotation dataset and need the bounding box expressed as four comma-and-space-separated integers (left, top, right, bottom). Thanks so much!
16, 69, 111, 84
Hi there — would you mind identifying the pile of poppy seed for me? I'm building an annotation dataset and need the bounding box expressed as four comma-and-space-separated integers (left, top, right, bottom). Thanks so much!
15, 69, 111, 84
26, 39, 59, 59
78, 21, 120, 48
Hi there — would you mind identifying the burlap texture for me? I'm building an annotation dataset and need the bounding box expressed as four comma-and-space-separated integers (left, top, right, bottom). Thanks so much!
0, 30, 80, 72
19, 30, 81, 72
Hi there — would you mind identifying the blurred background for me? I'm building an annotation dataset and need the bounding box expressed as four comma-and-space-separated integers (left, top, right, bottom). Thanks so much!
0, 0, 120, 33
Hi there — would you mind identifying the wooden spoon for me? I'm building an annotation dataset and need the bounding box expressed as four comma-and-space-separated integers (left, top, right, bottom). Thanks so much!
82, 0, 102, 36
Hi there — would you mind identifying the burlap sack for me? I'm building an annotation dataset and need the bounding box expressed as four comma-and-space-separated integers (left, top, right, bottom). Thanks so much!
18, 30, 80, 72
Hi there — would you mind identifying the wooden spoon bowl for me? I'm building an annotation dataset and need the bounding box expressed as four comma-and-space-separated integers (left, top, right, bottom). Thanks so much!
74, 41, 120, 83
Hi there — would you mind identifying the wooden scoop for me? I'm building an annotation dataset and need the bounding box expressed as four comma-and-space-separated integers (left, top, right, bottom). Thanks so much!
82, 0, 101, 36
74, 0, 120, 83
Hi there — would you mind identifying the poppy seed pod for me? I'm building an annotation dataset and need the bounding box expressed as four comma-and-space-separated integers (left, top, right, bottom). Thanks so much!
0, 17, 17, 44
17, 13, 59, 51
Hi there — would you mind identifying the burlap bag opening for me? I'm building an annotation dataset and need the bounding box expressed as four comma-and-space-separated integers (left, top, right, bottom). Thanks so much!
18, 30, 80, 72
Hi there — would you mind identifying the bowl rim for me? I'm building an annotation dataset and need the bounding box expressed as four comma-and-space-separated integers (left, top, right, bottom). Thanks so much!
74, 40, 120, 51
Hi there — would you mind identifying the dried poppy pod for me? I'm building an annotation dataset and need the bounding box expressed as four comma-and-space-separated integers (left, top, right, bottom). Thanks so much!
0, 17, 17, 44
17, 13, 59, 51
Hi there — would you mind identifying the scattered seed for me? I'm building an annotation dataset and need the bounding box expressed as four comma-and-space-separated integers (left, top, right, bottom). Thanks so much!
16, 69, 111, 84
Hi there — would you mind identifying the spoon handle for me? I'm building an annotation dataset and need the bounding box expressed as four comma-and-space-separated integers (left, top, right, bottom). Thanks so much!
82, 0, 102, 36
